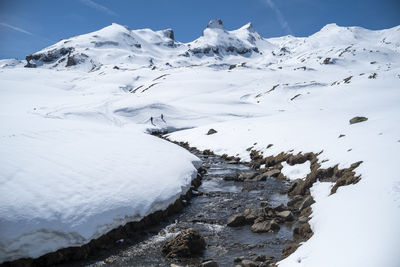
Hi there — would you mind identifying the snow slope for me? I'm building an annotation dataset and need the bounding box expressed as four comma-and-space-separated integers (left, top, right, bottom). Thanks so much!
0, 69, 200, 262
1, 19, 400, 266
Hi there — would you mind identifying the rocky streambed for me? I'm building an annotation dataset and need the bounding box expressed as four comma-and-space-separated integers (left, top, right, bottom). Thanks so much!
64, 143, 303, 267
4, 134, 361, 267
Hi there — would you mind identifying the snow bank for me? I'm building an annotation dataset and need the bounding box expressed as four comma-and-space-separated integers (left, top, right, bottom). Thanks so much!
0, 69, 200, 263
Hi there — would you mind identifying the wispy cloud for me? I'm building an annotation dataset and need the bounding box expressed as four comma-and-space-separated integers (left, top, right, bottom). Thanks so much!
80, 0, 118, 16
264, 0, 293, 35
0, 22, 33, 36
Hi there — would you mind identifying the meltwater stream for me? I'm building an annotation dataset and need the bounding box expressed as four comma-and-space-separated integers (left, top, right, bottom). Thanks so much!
73, 151, 293, 267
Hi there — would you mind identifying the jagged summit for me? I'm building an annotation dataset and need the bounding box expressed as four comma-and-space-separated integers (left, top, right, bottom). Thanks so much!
202, 19, 226, 36
159, 28, 175, 40
240, 22, 255, 33
206, 19, 224, 30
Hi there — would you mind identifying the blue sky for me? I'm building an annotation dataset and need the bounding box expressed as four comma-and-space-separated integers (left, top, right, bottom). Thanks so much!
0, 0, 399, 59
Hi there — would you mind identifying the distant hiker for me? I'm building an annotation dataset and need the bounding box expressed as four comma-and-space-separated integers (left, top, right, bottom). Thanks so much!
150, 116, 155, 126
161, 114, 166, 123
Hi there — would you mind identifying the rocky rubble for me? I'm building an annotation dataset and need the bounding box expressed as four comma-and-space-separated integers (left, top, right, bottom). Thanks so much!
218, 147, 363, 262
163, 140, 363, 265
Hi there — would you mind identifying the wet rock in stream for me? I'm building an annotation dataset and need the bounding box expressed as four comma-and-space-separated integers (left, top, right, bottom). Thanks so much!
161, 228, 206, 258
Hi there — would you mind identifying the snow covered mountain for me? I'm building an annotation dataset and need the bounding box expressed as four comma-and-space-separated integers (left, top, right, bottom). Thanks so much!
22, 19, 277, 71
21, 19, 400, 73
1, 19, 400, 267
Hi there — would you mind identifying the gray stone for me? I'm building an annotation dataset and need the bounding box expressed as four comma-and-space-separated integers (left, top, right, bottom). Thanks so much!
227, 214, 246, 227
253, 254, 266, 262
251, 220, 280, 233
299, 196, 315, 211
252, 173, 269, 181
265, 169, 280, 178
240, 259, 258, 267
287, 195, 304, 208
238, 171, 258, 181
276, 210, 294, 222
243, 209, 263, 223
298, 216, 309, 224
273, 204, 288, 212
207, 128, 218, 135
288, 178, 303, 194
323, 57, 331, 64
251, 221, 269, 233
162, 228, 205, 258
349, 116, 368, 125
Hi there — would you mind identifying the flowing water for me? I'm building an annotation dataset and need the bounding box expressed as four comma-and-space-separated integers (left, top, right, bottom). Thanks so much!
69, 151, 293, 267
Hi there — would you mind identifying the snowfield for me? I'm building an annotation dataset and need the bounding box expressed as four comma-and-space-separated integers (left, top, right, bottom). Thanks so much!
1, 19, 400, 266
0, 69, 200, 262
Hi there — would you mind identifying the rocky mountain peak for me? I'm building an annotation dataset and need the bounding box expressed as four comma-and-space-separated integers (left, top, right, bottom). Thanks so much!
159, 28, 175, 40
240, 22, 255, 33
206, 19, 224, 30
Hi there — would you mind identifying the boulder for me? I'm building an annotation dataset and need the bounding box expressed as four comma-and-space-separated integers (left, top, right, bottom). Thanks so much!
253, 255, 274, 264
252, 173, 269, 181
293, 222, 313, 241
273, 204, 288, 212
287, 178, 304, 195
243, 209, 263, 223
265, 169, 280, 178
349, 116, 368, 125
251, 221, 269, 233
323, 57, 331, 64
251, 220, 280, 233
253, 254, 267, 262
298, 196, 315, 211
276, 210, 294, 222
207, 128, 218, 135
203, 149, 214, 155
240, 259, 258, 267
238, 171, 258, 181
287, 195, 304, 208
162, 228, 206, 258
281, 243, 300, 259
227, 214, 247, 227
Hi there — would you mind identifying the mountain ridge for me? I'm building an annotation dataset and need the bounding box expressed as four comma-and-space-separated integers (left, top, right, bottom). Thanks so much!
15, 20, 400, 71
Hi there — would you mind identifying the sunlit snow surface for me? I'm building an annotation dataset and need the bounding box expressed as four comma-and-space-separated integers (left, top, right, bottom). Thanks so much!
1, 21, 400, 266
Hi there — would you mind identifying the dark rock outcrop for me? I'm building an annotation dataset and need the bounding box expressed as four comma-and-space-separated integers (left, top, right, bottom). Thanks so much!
25, 47, 73, 67
207, 128, 218, 135
162, 228, 206, 258
227, 214, 247, 227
